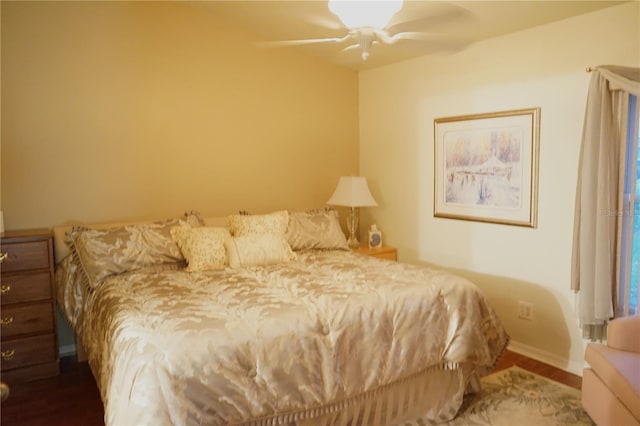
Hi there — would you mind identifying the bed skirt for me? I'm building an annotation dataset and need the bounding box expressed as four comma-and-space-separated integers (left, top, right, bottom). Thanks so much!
239, 362, 478, 426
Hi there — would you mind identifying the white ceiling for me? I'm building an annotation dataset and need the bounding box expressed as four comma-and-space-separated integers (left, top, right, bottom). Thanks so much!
199, 0, 626, 71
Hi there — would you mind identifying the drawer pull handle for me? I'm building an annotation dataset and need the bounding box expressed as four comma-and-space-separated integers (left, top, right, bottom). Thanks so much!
1, 350, 15, 360
0, 252, 7, 263
0, 317, 13, 326
0, 285, 10, 295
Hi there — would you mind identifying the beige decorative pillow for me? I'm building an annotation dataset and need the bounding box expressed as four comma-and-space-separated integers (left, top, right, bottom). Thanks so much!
286, 208, 348, 251
225, 234, 295, 268
171, 225, 230, 271
66, 212, 202, 288
227, 210, 289, 237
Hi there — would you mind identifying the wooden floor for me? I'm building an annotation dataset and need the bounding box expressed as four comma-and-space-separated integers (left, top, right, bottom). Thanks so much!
492, 349, 583, 389
0, 350, 582, 426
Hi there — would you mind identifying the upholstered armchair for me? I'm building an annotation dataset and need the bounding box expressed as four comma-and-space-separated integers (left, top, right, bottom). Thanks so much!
582, 315, 640, 425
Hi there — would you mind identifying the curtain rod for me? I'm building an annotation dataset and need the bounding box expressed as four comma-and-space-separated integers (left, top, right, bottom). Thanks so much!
586, 67, 595, 73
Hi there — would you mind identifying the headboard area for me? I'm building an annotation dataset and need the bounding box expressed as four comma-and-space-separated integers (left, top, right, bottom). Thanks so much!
52, 216, 228, 264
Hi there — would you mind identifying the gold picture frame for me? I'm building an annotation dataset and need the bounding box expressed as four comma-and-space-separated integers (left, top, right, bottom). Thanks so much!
434, 108, 540, 227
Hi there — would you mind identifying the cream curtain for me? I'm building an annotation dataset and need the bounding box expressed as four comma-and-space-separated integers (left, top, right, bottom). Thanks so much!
572, 66, 640, 340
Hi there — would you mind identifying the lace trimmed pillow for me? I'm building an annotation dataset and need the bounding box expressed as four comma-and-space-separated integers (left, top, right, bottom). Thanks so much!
286, 207, 348, 251
171, 224, 230, 271
227, 210, 289, 237
65, 212, 203, 288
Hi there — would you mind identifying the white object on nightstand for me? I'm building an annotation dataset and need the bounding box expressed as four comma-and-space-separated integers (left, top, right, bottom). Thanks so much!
368, 224, 382, 248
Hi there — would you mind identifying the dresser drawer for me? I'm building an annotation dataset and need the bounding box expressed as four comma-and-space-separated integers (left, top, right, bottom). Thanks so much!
0, 272, 52, 305
0, 303, 54, 339
0, 334, 57, 371
1, 240, 50, 273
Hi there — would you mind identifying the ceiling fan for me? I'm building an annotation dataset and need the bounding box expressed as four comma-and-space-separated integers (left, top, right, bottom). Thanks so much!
256, 0, 468, 62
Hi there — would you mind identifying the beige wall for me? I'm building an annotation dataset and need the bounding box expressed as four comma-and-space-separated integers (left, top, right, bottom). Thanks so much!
1, 1, 359, 230
359, 2, 640, 373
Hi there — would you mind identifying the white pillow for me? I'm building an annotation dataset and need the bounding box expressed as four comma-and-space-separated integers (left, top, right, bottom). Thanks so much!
225, 234, 295, 268
171, 225, 230, 271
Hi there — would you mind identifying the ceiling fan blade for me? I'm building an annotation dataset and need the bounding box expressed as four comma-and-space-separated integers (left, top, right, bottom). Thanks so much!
255, 35, 351, 48
386, 2, 474, 33
338, 43, 360, 54
270, 2, 346, 31
387, 31, 443, 44
384, 32, 471, 53
336, 40, 381, 62
302, 14, 346, 31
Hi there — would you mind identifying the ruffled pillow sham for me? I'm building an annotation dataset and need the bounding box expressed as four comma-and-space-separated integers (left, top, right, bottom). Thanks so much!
54, 255, 87, 329
286, 207, 348, 251
65, 212, 203, 288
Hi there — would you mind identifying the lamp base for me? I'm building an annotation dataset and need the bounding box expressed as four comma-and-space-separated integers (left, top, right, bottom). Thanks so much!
347, 236, 360, 249
346, 206, 361, 249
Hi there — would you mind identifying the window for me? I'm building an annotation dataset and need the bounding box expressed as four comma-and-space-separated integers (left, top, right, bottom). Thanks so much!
618, 94, 640, 316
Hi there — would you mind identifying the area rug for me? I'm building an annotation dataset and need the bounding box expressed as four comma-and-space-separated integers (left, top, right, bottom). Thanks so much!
433, 366, 594, 426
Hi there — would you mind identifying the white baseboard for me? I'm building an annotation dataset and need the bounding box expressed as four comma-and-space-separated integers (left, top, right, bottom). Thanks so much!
508, 340, 585, 376
59, 344, 77, 358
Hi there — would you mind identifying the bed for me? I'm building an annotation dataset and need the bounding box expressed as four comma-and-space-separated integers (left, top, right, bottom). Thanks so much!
53, 210, 509, 426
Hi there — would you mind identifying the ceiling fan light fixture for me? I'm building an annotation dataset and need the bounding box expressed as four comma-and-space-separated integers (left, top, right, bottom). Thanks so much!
328, 0, 403, 29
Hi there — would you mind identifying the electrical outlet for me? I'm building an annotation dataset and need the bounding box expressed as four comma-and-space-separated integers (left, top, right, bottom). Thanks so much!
518, 301, 534, 321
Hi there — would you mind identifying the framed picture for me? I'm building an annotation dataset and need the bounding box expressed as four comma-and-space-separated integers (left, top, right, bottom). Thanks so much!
434, 108, 540, 227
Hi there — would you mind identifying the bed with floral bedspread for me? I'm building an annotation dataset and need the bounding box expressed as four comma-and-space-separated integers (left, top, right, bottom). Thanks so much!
54, 210, 508, 426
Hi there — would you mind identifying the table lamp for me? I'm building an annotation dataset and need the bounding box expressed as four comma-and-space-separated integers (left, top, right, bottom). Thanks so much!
327, 176, 378, 249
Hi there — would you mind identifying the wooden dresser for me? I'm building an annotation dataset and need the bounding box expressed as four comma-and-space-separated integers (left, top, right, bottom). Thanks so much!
1, 229, 59, 384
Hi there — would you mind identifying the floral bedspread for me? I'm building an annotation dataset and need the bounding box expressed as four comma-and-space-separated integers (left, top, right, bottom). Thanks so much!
57, 251, 508, 425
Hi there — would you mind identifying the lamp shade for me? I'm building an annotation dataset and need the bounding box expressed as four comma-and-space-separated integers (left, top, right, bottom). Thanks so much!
327, 176, 378, 207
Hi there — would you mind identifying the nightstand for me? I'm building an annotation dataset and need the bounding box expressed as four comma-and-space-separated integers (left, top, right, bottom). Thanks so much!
0, 229, 59, 384
352, 244, 397, 261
